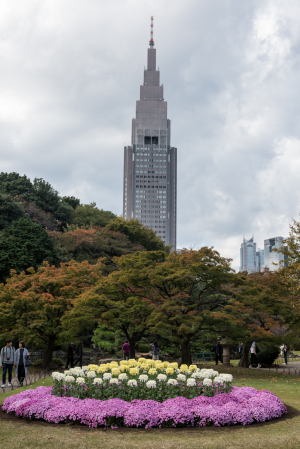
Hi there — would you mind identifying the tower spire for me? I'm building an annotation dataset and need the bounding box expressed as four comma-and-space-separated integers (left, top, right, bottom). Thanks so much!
149, 16, 154, 47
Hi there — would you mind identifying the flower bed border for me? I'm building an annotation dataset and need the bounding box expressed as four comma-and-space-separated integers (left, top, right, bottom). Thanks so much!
2, 386, 287, 429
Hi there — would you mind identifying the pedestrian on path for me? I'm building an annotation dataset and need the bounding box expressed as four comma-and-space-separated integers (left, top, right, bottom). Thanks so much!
122, 340, 130, 360
215, 338, 223, 365
0, 339, 16, 388
74, 341, 83, 368
249, 341, 261, 369
152, 341, 160, 360
15, 341, 30, 387
283, 344, 289, 365
65, 343, 75, 369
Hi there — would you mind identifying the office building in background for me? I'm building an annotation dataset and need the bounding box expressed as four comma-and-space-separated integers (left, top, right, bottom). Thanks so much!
123, 18, 177, 250
264, 236, 287, 271
239, 236, 257, 273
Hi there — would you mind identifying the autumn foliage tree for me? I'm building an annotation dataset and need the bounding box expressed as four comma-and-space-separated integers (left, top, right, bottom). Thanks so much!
0, 260, 103, 365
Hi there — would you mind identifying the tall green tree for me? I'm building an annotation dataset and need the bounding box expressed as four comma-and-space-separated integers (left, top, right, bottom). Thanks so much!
0, 218, 59, 283
0, 193, 24, 230
106, 217, 171, 252
69, 203, 117, 228
0, 172, 35, 202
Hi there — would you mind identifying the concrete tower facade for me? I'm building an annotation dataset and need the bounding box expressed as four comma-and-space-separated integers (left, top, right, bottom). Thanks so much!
123, 33, 177, 250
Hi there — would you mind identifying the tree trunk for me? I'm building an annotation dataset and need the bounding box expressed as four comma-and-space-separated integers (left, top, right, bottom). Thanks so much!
128, 338, 136, 359
239, 341, 251, 367
181, 340, 191, 365
43, 336, 56, 367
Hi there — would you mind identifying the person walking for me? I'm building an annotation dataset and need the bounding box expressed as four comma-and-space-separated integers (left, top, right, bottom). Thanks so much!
65, 343, 75, 369
238, 342, 244, 359
283, 344, 288, 365
249, 341, 261, 369
15, 341, 30, 387
74, 341, 83, 368
122, 340, 130, 360
215, 338, 223, 365
0, 339, 16, 388
152, 341, 160, 360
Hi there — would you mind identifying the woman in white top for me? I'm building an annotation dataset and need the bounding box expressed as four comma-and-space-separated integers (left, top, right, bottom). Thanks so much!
249, 341, 261, 369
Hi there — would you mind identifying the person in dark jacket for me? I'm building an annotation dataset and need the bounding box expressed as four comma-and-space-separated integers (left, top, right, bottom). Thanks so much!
215, 338, 223, 365
73, 341, 83, 368
65, 343, 75, 369
15, 341, 30, 386
122, 340, 130, 360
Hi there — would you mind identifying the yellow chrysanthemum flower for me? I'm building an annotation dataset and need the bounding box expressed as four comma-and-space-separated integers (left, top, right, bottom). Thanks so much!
120, 365, 129, 372
119, 360, 129, 366
180, 364, 188, 372
88, 364, 99, 371
189, 365, 197, 372
111, 368, 120, 376
138, 357, 147, 362
163, 361, 170, 368
165, 367, 174, 375
169, 362, 178, 369
148, 368, 157, 375
98, 366, 107, 374
129, 367, 139, 376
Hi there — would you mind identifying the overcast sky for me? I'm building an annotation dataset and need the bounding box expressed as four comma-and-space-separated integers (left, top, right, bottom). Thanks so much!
1, 0, 300, 270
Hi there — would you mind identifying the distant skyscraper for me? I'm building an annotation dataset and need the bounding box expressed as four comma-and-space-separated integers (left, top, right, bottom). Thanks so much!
239, 237, 257, 273
123, 18, 177, 250
256, 248, 264, 272
264, 237, 287, 271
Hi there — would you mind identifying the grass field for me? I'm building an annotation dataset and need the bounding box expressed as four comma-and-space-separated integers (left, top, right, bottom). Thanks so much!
1, 366, 299, 449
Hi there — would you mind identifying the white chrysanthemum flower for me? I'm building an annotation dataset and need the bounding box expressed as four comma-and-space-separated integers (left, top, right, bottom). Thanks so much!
93, 378, 103, 384
187, 378, 196, 387
76, 377, 85, 384
213, 377, 224, 384
199, 371, 213, 379
64, 370, 70, 375
177, 374, 186, 382
51, 372, 60, 380
87, 371, 96, 378
118, 373, 128, 381
167, 378, 178, 386
219, 374, 233, 382
203, 378, 212, 387
103, 373, 112, 380
109, 378, 119, 384
176, 369, 180, 374
64, 375, 75, 382
82, 366, 90, 371
146, 380, 156, 389
157, 374, 167, 381
185, 369, 191, 375
128, 379, 138, 387
212, 371, 219, 377
191, 372, 202, 379
138, 374, 149, 382
54, 373, 65, 381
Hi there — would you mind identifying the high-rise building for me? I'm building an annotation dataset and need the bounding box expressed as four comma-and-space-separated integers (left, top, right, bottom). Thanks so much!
256, 248, 264, 272
264, 237, 287, 271
123, 18, 177, 250
239, 237, 257, 273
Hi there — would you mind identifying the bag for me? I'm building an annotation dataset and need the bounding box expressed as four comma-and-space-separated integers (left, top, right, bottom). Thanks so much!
26, 356, 33, 366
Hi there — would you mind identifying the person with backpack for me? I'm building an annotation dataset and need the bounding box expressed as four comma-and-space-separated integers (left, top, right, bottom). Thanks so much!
122, 340, 130, 360
249, 341, 261, 369
152, 341, 160, 360
0, 339, 16, 388
15, 341, 30, 387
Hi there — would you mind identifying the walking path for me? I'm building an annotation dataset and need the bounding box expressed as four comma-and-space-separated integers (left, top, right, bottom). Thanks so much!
0, 371, 51, 394
261, 361, 300, 375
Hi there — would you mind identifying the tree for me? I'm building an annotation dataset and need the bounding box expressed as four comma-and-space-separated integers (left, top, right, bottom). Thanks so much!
62, 196, 80, 210
18, 201, 59, 231
92, 324, 118, 352
0, 218, 59, 283
0, 193, 24, 230
32, 178, 60, 216
70, 203, 117, 228
67, 249, 235, 364
0, 260, 103, 365
48, 227, 145, 272
0, 172, 35, 203
106, 217, 171, 252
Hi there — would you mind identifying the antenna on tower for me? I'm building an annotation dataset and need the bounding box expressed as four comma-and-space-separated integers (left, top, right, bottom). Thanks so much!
149, 16, 154, 47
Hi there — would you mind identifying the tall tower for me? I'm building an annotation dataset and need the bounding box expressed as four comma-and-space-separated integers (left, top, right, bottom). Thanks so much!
123, 17, 177, 250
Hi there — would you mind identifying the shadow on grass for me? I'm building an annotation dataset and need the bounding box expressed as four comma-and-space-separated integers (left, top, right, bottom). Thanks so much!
0, 404, 299, 433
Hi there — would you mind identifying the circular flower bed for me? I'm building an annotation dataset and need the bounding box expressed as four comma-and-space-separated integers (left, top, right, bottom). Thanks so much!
51, 360, 233, 401
2, 385, 287, 428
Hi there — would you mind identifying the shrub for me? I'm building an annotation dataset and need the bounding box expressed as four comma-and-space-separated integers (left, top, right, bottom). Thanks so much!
250, 343, 279, 366
138, 343, 151, 353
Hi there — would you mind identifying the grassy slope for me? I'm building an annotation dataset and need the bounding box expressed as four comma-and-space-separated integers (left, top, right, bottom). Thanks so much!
1, 367, 300, 449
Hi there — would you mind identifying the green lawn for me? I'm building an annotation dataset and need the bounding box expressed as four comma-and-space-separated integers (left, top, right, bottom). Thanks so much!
1, 366, 300, 449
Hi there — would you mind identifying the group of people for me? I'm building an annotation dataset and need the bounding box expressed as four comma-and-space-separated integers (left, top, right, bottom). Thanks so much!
122, 340, 160, 360
0, 339, 30, 388
65, 342, 84, 369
